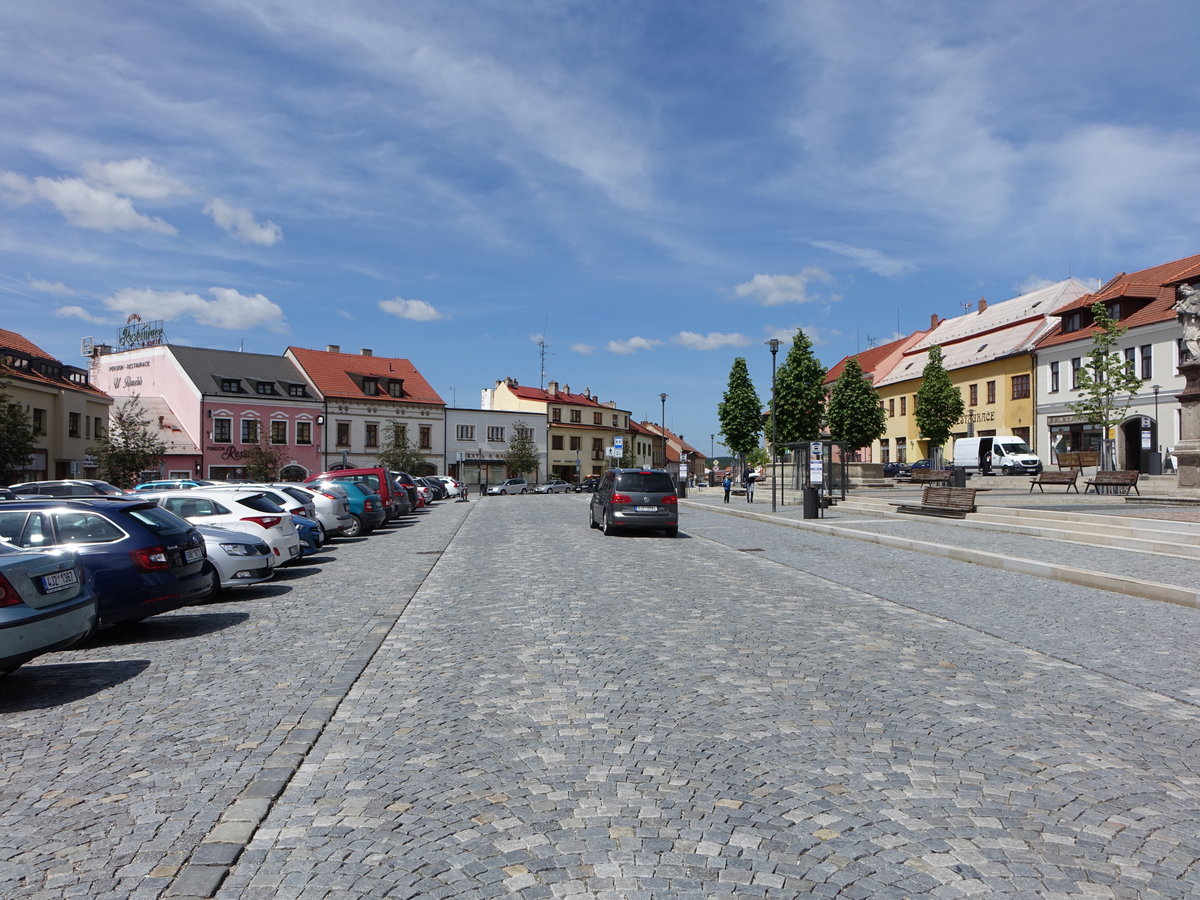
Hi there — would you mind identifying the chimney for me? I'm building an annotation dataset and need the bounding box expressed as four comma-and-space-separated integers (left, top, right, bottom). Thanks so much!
977, 296, 987, 313
563, 384, 570, 394
547, 380, 558, 395
930, 314, 939, 329
326, 344, 340, 354
361, 348, 373, 356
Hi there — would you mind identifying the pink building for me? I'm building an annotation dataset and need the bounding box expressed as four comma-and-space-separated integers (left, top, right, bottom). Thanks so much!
91, 344, 323, 481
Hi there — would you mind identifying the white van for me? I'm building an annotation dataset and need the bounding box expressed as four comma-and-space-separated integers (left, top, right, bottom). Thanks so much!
952, 436, 1044, 475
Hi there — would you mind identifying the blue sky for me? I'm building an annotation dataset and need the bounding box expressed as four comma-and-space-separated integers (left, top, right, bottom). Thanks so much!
3, 1, 1199, 454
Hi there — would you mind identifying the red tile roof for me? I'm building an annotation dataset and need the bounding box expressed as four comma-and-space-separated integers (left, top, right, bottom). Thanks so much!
0, 328, 52, 359
287, 346, 444, 405
823, 330, 929, 385
0, 328, 111, 399
508, 383, 604, 407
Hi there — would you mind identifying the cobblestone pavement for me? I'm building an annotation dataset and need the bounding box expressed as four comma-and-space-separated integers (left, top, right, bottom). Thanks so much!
5, 494, 1200, 898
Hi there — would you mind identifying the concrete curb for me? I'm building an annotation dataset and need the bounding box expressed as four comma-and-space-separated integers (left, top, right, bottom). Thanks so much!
682, 500, 1200, 610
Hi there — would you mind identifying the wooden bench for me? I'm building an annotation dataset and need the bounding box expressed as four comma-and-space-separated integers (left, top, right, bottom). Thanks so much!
890, 486, 978, 518
1029, 471, 1079, 493
1056, 450, 1099, 471
1084, 470, 1140, 495
909, 469, 953, 486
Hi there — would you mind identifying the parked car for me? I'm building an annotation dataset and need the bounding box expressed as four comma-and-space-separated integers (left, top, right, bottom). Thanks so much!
535, 479, 571, 494
418, 477, 446, 501
133, 479, 218, 492
7, 479, 126, 497
292, 514, 324, 555
0, 540, 97, 675
290, 483, 356, 537
901, 459, 934, 478
319, 481, 386, 537
389, 471, 421, 511
576, 475, 601, 493
413, 480, 433, 506
487, 478, 529, 495
0, 497, 212, 625
209, 483, 317, 520
192, 524, 274, 593
882, 461, 909, 478
428, 475, 461, 498
589, 468, 678, 537
309, 468, 404, 521
140, 489, 302, 565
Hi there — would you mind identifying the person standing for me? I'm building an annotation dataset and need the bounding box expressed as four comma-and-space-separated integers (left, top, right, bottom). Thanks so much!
745, 469, 755, 503
722, 474, 732, 503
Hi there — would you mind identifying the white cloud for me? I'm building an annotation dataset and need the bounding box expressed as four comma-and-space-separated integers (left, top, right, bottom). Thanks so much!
379, 297, 444, 321
29, 278, 76, 296
672, 331, 750, 351
205, 198, 283, 246
570, 342, 594, 355
55, 305, 110, 324
103, 287, 287, 332
766, 325, 839, 346
811, 241, 915, 277
606, 336, 662, 355
734, 269, 833, 306
0, 171, 177, 234
82, 158, 189, 199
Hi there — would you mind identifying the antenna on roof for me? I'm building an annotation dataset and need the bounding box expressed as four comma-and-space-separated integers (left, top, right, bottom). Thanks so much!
959, 302, 974, 313
537, 319, 553, 390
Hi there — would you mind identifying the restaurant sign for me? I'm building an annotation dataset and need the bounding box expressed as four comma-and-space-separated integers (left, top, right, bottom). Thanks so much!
118, 315, 167, 350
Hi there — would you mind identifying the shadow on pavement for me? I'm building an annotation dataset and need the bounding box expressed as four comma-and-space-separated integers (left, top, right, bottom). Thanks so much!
0, 659, 152, 710
88, 611, 251, 647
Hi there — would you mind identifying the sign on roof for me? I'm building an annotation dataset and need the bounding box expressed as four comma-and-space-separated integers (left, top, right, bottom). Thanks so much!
117, 315, 167, 350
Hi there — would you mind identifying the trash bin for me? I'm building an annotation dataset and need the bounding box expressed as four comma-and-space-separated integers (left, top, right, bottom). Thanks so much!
802, 486, 819, 519
949, 466, 967, 488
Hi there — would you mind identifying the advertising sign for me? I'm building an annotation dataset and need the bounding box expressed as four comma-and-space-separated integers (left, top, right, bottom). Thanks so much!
117, 315, 167, 350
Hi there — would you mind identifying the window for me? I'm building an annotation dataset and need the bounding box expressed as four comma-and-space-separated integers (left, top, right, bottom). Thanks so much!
241, 419, 259, 443
336, 422, 350, 446
551, 435, 564, 450
612, 414, 619, 427
68, 412, 81, 437
32, 408, 46, 435
551, 408, 561, 422
213, 418, 231, 443
1049, 362, 1060, 393
456, 424, 475, 441
896, 437, 907, 463
94, 417, 105, 440
968, 384, 978, 406
387, 380, 404, 398
419, 425, 431, 449
1061, 311, 1082, 333
888, 398, 894, 417
296, 421, 312, 445
880, 438, 890, 463
487, 426, 505, 442
569, 436, 581, 451
394, 424, 407, 444
593, 412, 603, 425
361, 377, 378, 396
255, 381, 277, 395
570, 409, 581, 424
287, 384, 308, 398
1123, 347, 1136, 378
1071, 357, 1082, 389
516, 426, 532, 441
1182, 337, 1196, 364
591, 437, 603, 459
1011, 374, 1030, 399
270, 421, 287, 444
899, 396, 906, 416
85, 416, 92, 439
220, 378, 244, 393
364, 423, 379, 447
986, 380, 996, 404
1140, 345, 1152, 380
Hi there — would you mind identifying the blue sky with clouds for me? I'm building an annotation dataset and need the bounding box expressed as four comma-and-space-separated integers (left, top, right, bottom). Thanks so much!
3, 1, 1199, 451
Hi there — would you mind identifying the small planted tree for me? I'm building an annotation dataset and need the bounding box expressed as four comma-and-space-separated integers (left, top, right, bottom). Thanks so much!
378, 421, 429, 474
826, 358, 886, 455
504, 420, 540, 479
242, 436, 288, 482
771, 329, 826, 445
718, 357, 763, 471
0, 374, 36, 484
1068, 301, 1144, 470
90, 395, 167, 489
914, 345, 964, 467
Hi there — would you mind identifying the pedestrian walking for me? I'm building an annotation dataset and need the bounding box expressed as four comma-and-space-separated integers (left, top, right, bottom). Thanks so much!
722, 474, 732, 503
745, 469, 756, 503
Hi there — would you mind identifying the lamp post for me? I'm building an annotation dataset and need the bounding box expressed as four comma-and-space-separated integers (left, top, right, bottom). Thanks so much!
659, 393, 668, 469
766, 338, 781, 511
1152, 384, 1161, 472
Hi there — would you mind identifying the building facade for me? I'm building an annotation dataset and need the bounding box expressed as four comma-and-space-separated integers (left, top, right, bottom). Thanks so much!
443, 407, 548, 489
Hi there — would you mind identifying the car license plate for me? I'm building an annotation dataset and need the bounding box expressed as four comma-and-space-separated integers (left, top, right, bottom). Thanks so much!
41, 569, 79, 592
185, 547, 203, 562
635, 505, 657, 512
289, 545, 300, 557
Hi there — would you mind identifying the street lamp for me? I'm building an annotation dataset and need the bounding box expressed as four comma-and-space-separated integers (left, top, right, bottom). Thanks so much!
1152, 384, 1161, 472
659, 393, 668, 469
766, 339, 781, 511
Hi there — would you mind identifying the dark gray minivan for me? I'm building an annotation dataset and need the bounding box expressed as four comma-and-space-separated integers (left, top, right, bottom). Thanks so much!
589, 468, 678, 537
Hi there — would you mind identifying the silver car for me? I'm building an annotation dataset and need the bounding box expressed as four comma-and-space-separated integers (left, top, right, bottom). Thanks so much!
0, 541, 97, 675
534, 479, 571, 494
290, 484, 355, 537
193, 525, 274, 593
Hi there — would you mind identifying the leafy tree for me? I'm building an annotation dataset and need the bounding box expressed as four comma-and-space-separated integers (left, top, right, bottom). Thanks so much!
617, 443, 639, 468
90, 395, 166, 489
771, 329, 826, 445
744, 446, 770, 470
717, 357, 763, 459
504, 420, 540, 479
0, 374, 35, 484
914, 345, 964, 465
377, 421, 431, 474
1068, 301, 1144, 469
826, 358, 887, 453
242, 436, 288, 482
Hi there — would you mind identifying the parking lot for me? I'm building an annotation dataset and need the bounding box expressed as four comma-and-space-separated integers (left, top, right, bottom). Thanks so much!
4, 492, 1200, 898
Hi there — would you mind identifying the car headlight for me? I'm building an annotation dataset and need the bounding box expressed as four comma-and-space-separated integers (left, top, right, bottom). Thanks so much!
219, 542, 258, 556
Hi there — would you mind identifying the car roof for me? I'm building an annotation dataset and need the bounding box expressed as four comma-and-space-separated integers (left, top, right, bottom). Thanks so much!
0, 496, 156, 511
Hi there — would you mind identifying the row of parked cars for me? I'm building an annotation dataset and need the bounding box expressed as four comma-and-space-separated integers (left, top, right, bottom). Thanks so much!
0, 468, 463, 676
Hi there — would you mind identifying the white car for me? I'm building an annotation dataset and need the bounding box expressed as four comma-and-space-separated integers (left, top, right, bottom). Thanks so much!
208, 483, 317, 520
289, 483, 355, 537
140, 489, 302, 565
428, 475, 462, 498
193, 524, 274, 592
534, 479, 571, 494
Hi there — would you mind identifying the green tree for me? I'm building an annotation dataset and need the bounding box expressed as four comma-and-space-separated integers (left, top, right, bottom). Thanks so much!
1068, 301, 1144, 470
771, 329, 826, 445
377, 421, 430, 474
504, 420, 540, 479
914, 345, 964, 465
242, 436, 288, 482
717, 357, 763, 460
826, 358, 887, 453
0, 374, 36, 484
90, 395, 167, 488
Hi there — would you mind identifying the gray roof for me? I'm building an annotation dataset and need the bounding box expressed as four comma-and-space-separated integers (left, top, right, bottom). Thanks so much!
112, 395, 200, 454
167, 345, 315, 401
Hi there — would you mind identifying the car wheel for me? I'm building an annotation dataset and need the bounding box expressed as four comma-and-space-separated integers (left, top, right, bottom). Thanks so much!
1001, 466, 1012, 476
520, 488, 528, 494
602, 512, 616, 536
201, 561, 222, 599
343, 514, 363, 537
589, 507, 600, 529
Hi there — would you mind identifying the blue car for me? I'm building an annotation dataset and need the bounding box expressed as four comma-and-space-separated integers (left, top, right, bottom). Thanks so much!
0, 498, 212, 626
310, 481, 384, 537
292, 514, 324, 556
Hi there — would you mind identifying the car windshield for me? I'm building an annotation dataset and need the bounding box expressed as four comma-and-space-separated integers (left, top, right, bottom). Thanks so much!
614, 472, 674, 492
997, 441, 1032, 455
128, 505, 193, 536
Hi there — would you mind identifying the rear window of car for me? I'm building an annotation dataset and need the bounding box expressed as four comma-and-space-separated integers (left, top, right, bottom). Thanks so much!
614, 472, 675, 492
235, 494, 287, 514
53, 511, 127, 543
127, 506, 193, 536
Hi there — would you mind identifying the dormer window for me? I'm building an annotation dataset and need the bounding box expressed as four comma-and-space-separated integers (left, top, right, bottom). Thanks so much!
255, 381, 277, 395
287, 383, 308, 398
220, 378, 244, 393
1061, 311, 1082, 333
387, 379, 404, 398
361, 377, 378, 396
